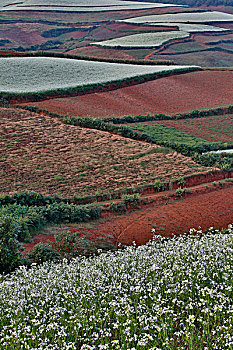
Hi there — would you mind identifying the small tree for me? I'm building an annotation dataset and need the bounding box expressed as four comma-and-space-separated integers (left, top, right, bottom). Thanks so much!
0, 216, 24, 274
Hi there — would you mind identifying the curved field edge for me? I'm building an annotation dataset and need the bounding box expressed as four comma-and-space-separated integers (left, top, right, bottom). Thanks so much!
23, 70, 233, 118
17, 104, 233, 157
0, 51, 175, 65
0, 66, 199, 103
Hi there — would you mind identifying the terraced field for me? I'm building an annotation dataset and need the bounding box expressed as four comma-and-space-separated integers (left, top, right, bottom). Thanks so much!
24, 70, 233, 117
1, 2, 233, 348
1, 57, 192, 93
0, 108, 209, 197
92, 31, 189, 48
146, 114, 233, 143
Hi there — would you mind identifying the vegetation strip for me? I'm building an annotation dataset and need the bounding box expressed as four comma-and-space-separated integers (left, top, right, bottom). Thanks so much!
99, 105, 233, 124
0, 50, 175, 66
16, 104, 233, 171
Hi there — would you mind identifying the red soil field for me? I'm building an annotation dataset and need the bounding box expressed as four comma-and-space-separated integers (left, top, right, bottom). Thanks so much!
26, 70, 233, 118
23, 185, 233, 254
97, 186, 233, 245
200, 5, 233, 15
1, 107, 208, 197
142, 114, 233, 143
67, 45, 139, 60
0, 6, 193, 24
100, 22, 176, 33
87, 186, 233, 245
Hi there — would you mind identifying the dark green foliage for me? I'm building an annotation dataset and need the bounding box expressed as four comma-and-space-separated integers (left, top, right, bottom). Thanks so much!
0, 216, 24, 274
17, 40, 62, 52
53, 230, 117, 260
194, 152, 233, 171
154, 180, 166, 192
109, 201, 127, 213
26, 242, 61, 264
0, 203, 102, 244
0, 39, 11, 47
0, 191, 56, 207
41, 27, 85, 38
101, 105, 233, 124
0, 205, 45, 241
121, 193, 141, 207
39, 203, 102, 223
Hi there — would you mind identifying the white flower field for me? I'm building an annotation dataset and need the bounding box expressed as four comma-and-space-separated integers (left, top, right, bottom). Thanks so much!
1, 226, 233, 349
93, 31, 189, 48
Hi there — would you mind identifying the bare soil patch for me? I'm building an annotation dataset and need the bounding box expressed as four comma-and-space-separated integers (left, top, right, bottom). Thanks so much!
26, 70, 233, 118
0, 107, 210, 197
71, 186, 233, 246
0, 6, 193, 24
22, 184, 233, 254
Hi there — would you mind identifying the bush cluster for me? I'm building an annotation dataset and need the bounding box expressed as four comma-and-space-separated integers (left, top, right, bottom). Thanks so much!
0, 202, 102, 273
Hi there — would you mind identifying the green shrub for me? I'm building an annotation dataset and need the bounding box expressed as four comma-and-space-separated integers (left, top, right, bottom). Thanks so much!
154, 180, 165, 192
26, 242, 61, 264
53, 231, 117, 259
0, 216, 24, 274
121, 193, 141, 207
176, 187, 187, 197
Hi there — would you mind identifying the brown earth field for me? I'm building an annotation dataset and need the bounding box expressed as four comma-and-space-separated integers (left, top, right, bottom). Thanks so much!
23, 70, 233, 118
74, 185, 233, 246
22, 184, 233, 253
0, 6, 197, 24
0, 107, 212, 197
138, 114, 233, 143
150, 50, 233, 68
146, 31, 233, 66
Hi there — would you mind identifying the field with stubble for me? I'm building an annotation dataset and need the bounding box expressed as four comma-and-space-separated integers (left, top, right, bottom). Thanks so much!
0, 107, 209, 197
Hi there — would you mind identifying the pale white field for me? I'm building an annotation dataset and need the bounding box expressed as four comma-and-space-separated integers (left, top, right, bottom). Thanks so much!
122, 11, 233, 24
92, 31, 189, 48
0, 57, 196, 93
151, 23, 230, 32
0, 0, 180, 11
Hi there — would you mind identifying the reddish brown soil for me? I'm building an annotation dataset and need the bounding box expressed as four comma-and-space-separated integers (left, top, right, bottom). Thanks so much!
73, 185, 233, 245
200, 5, 233, 15
67, 45, 139, 60
141, 114, 233, 143
103, 22, 176, 33
22, 184, 233, 253
27, 70, 233, 118
0, 6, 194, 24
106, 186, 233, 245
0, 107, 209, 197
194, 32, 233, 46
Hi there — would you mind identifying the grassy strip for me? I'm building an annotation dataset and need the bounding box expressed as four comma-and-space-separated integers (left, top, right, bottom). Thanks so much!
100, 105, 233, 124
16, 104, 233, 171
0, 66, 199, 104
